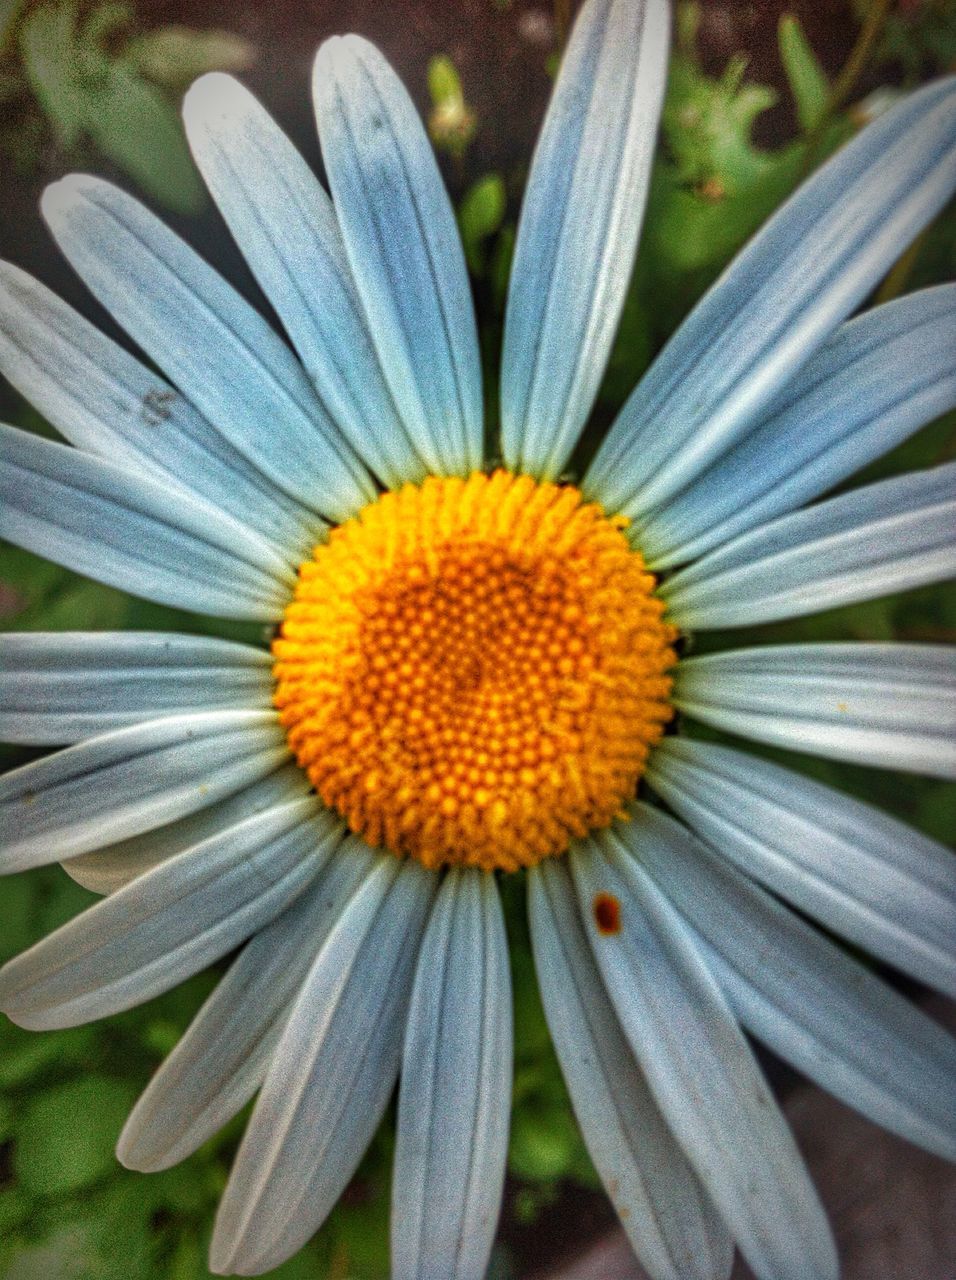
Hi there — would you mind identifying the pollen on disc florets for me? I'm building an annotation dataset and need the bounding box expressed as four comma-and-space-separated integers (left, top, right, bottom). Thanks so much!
272, 471, 678, 873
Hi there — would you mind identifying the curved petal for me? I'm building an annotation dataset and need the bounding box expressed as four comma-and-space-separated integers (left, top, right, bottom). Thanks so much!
0, 797, 338, 1030
586, 75, 956, 515
616, 803, 956, 1160
500, 0, 669, 478
570, 839, 837, 1280
211, 856, 435, 1276
0, 424, 294, 620
41, 174, 375, 524
0, 261, 322, 555
0, 631, 273, 744
641, 284, 956, 568
117, 837, 373, 1172
661, 462, 956, 628
392, 869, 512, 1280
645, 737, 956, 998
672, 644, 956, 778
62, 764, 308, 895
529, 859, 733, 1280
313, 35, 482, 475
0, 710, 288, 872
182, 74, 426, 490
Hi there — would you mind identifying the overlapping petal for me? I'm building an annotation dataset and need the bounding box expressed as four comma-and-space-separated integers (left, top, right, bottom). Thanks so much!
672, 644, 956, 777
392, 869, 512, 1280
182, 74, 425, 490
529, 859, 733, 1280
41, 175, 375, 523
640, 284, 956, 568
313, 36, 482, 475
0, 631, 273, 744
587, 75, 956, 515
661, 462, 956, 628
500, 0, 669, 478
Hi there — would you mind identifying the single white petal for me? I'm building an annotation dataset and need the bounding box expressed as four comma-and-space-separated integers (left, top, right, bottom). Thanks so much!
570, 839, 837, 1280
183, 73, 426, 490
640, 284, 956, 568
646, 736, 956, 997
615, 803, 956, 1160
672, 644, 956, 778
211, 856, 436, 1276
529, 859, 733, 1280
0, 423, 293, 620
662, 462, 956, 629
0, 710, 288, 872
118, 836, 373, 1172
0, 261, 323, 554
500, 0, 669, 478
392, 869, 512, 1280
42, 174, 375, 523
313, 35, 483, 474
587, 75, 956, 514
0, 796, 338, 1030
0, 631, 273, 744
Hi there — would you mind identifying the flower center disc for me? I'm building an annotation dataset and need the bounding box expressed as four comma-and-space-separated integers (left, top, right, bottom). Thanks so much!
273, 471, 677, 872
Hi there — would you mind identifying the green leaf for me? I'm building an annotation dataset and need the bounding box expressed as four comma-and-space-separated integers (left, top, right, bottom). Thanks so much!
13, 1076, 138, 1196
427, 53, 463, 108
18, 1, 87, 147
124, 25, 256, 93
779, 14, 830, 132
427, 53, 476, 158
0, 1027, 96, 1091
458, 173, 506, 272
86, 60, 205, 215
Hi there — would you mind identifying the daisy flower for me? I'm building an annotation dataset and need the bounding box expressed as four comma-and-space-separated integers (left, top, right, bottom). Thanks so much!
1, 1, 955, 1277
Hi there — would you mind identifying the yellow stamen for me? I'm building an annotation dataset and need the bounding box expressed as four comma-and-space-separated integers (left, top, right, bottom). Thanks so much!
273, 471, 678, 872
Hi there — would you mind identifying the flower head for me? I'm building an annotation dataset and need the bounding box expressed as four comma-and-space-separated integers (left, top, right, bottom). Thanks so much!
1, 1, 955, 1278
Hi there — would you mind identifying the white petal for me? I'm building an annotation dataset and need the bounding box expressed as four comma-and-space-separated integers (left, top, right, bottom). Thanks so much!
500, 0, 669, 478
313, 36, 483, 475
672, 643, 956, 778
529, 859, 733, 1280
0, 424, 293, 620
211, 856, 435, 1276
646, 736, 956, 997
118, 837, 373, 1172
570, 839, 837, 1280
42, 174, 375, 523
0, 710, 288, 872
661, 462, 956, 628
616, 803, 956, 1160
392, 869, 512, 1280
183, 73, 426, 490
0, 797, 338, 1030
0, 631, 273, 744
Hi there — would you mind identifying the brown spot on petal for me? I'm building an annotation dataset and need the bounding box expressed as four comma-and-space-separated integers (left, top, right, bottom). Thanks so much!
593, 892, 621, 936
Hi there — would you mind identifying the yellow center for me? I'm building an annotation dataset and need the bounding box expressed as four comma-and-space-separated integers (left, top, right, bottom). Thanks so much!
272, 471, 678, 872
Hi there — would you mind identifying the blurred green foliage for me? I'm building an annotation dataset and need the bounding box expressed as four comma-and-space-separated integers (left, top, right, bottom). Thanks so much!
1, 2, 954, 1278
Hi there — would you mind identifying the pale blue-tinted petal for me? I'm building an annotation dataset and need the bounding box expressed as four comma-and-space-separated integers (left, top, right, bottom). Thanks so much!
392, 869, 512, 1280
313, 36, 482, 475
500, 0, 669, 478
0, 631, 273, 744
571, 839, 837, 1280
41, 175, 375, 523
529, 859, 733, 1280
0, 710, 287, 873
587, 76, 956, 515
617, 803, 956, 1160
0, 262, 322, 555
646, 737, 956, 998
211, 856, 435, 1276
672, 644, 956, 778
118, 836, 372, 1173
0, 796, 336, 1030
661, 462, 956, 628
641, 285, 956, 568
0, 424, 293, 620
62, 764, 308, 895
182, 74, 425, 490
